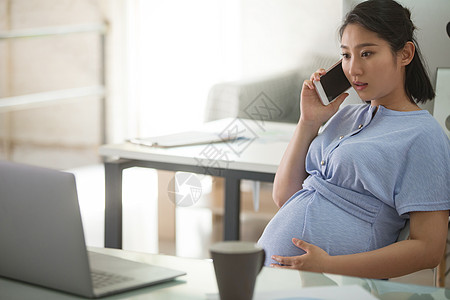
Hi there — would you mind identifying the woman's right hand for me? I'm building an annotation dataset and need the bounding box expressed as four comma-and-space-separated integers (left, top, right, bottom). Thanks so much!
299, 69, 348, 128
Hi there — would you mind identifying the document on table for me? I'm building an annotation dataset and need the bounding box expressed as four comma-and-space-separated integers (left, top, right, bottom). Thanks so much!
256, 285, 378, 300
128, 131, 246, 148
207, 285, 378, 300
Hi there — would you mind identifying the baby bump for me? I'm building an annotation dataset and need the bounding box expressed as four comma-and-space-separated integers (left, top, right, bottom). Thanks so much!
257, 190, 313, 266
258, 187, 378, 266
301, 192, 376, 256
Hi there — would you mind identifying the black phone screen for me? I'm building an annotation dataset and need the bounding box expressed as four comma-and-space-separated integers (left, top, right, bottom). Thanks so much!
320, 61, 351, 102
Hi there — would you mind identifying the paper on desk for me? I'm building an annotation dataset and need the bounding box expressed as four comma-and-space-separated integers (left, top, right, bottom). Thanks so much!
127, 131, 246, 148
206, 285, 378, 300
257, 285, 378, 300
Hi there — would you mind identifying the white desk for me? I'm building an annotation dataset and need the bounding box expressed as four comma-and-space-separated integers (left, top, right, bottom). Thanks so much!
1, 247, 449, 299
99, 118, 296, 248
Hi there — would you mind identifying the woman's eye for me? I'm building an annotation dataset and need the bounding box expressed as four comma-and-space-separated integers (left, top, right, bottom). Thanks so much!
341, 53, 350, 59
361, 51, 372, 57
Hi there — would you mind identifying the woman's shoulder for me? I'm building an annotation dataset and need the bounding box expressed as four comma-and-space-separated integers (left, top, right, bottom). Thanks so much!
417, 116, 449, 148
401, 110, 448, 141
399, 111, 450, 155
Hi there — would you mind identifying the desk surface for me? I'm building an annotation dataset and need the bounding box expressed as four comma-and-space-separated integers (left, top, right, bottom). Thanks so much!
99, 118, 296, 174
1, 248, 448, 299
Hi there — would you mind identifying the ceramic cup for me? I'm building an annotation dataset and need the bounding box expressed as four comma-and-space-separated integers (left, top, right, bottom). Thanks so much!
210, 241, 265, 300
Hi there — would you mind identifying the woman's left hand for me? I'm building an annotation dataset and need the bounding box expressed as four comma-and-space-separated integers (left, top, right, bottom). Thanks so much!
270, 238, 330, 272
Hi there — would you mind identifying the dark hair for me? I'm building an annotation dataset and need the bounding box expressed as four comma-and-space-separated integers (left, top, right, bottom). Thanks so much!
339, 0, 435, 103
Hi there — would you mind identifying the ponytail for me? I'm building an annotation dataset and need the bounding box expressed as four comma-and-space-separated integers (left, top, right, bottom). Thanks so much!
405, 43, 435, 103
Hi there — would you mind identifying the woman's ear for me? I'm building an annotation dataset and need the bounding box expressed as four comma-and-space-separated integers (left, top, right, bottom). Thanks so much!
401, 41, 415, 66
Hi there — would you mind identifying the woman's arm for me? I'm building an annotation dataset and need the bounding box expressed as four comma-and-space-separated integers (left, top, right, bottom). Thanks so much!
272, 71, 347, 208
271, 210, 449, 279
272, 120, 320, 208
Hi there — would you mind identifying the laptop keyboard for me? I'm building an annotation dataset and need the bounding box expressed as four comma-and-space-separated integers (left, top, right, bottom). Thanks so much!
91, 270, 133, 288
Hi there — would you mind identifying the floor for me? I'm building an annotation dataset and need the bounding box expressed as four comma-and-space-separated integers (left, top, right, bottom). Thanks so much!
70, 164, 449, 289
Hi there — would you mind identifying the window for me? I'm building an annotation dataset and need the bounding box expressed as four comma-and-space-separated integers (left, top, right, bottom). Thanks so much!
130, 0, 242, 138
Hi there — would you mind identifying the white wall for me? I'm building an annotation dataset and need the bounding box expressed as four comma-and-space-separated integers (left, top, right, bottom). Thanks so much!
134, 0, 243, 138
0, 0, 104, 169
241, 0, 343, 78
400, 0, 450, 113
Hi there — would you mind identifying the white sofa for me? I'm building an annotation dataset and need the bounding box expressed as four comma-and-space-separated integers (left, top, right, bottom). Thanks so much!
205, 55, 363, 124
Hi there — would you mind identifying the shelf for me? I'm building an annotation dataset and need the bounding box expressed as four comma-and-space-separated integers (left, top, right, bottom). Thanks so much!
0, 86, 105, 112
0, 21, 108, 144
0, 23, 107, 40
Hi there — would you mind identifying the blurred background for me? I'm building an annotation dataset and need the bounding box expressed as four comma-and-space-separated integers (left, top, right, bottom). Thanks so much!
0, 0, 344, 168
0, 0, 344, 256
1, 0, 449, 286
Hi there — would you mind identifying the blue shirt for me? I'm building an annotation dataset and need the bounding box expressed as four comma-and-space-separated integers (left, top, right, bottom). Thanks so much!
258, 104, 450, 266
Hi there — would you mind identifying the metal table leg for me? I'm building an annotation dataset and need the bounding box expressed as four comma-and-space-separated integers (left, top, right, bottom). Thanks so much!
224, 176, 241, 240
104, 160, 124, 249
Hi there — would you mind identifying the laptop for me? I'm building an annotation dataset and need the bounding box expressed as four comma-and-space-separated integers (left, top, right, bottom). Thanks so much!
0, 160, 186, 298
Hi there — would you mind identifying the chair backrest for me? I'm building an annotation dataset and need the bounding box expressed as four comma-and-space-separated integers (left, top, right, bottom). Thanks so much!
397, 220, 410, 242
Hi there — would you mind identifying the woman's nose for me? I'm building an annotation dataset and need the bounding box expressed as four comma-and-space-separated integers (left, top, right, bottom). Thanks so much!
348, 58, 363, 77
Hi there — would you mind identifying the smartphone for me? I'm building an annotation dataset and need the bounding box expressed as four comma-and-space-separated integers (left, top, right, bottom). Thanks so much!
313, 60, 351, 105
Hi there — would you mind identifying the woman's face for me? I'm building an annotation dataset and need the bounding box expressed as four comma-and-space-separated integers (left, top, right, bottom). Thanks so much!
340, 24, 406, 105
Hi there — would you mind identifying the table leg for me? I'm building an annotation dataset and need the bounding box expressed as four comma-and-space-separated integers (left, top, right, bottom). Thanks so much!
104, 161, 124, 249
224, 176, 241, 240
157, 170, 176, 255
